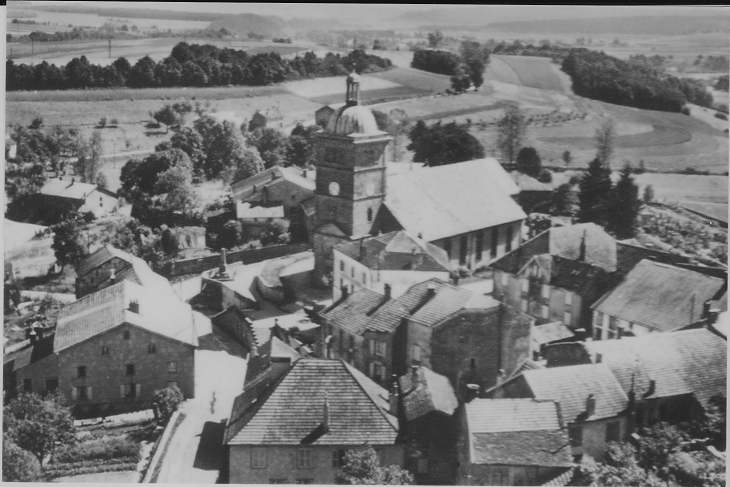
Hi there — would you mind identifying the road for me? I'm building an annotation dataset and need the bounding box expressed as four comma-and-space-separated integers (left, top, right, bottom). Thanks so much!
154, 349, 247, 484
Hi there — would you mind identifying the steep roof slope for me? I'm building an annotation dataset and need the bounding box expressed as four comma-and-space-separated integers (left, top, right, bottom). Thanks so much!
399, 366, 458, 421
335, 230, 451, 272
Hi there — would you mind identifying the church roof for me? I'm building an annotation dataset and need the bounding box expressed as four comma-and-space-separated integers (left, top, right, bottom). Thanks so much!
326, 104, 382, 136
385, 159, 525, 242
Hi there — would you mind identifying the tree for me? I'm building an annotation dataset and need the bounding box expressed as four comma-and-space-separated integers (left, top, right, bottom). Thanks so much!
222, 145, 265, 184
427, 31, 443, 50
450, 64, 471, 93
169, 127, 206, 177
643, 184, 655, 203
552, 183, 576, 216
407, 120, 430, 162
76, 130, 102, 184
152, 105, 178, 133
2, 434, 42, 482
406, 120, 485, 166
605, 163, 641, 238
30, 117, 43, 130
154, 165, 200, 215
466, 58, 485, 91
286, 123, 318, 168
3, 393, 76, 467
496, 106, 527, 164
562, 150, 572, 166
515, 147, 542, 178
577, 157, 613, 226
152, 384, 184, 424
335, 447, 414, 485
51, 218, 87, 270
386, 109, 411, 161
595, 117, 616, 167
246, 127, 290, 169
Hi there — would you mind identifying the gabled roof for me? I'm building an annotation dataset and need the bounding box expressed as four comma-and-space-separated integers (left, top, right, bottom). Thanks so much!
548, 255, 606, 293
4, 333, 55, 372
592, 260, 726, 332
237, 202, 285, 219
54, 280, 198, 352
520, 364, 628, 422
322, 288, 385, 336
40, 178, 98, 201
399, 366, 458, 421
510, 171, 552, 192
75, 245, 135, 277
384, 159, 526, 242
491, 223, 617, 275
245, 336, 301, 390
225, 359, 399, 445
465, 399, 572, 467
250, 312, 319, 348
231, 165, 315, 202
615, 241, 689, 276
335, 231, 451, 273
585, 329, 727, 408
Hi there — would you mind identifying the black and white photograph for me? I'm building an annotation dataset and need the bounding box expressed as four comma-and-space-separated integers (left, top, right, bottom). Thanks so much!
2, 3, 728, 485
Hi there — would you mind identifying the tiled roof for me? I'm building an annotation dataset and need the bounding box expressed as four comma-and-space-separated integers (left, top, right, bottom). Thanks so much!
231, 166, 314, 202
4, 333, 55, 372
466, 399, 572, 467
225, 359, 398, 445
521, 364, 628, 422
548, 256, 606, 293
616, 241, 689, 276
510, 171, 552, 192
245, 336, 301, 390
335, 231, 451, 273
592, 260, 725, 332
54, 280, 198, 352
250, 313, 319, 348
399, 366, 458, 421
40, 178, 98, 201
322, 288, 385, 336
490, 223, 616, 275
236, 202, 285, 219
384, 159, 525, 242
75, 245, 135, 277
94, 252, 178, 301
585, 329, 727, 408
533, 321, 574, 346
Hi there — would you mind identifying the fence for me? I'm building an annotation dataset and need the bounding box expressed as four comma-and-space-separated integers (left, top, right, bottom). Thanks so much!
165, 243, 311, 278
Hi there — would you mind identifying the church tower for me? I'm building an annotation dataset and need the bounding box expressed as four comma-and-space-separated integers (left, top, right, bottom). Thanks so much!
312, 68, 392, 284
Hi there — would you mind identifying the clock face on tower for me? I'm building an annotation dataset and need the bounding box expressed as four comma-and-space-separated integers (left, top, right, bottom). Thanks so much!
329, 181, 340, 196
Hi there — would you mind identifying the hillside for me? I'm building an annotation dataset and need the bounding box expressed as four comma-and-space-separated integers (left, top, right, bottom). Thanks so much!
207, 13, 285, 37
14, 3, 225, 22
487, 16, 729, 36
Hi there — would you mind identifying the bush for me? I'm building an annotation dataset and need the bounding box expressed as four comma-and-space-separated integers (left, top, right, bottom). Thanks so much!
98, 117, 107, 128
29, 117, 43, 129
152, 385, 184, 424
680, 106, 691, 116
714, 112, 727, 120
3, 436, 42, 482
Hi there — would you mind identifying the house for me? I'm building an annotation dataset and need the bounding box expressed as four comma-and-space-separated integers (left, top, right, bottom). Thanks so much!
311, 71, 526, 282
456, 398, 574, 486
7, 177, 118, 225
332, 230, 451, 301
398, 366, 459, 485
320, 278, 533, 399
490, 363, 630, 460
231, 165, 315, 219
509, 171, 553, 214
9, 280, 201, 417
591, 259, 726, 340
224, 358, 404, 484
491, 223, 617, 330
75, 245, 178, 300
546, 328, 727, 427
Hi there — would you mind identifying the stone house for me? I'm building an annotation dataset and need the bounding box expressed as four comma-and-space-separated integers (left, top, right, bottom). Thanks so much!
546, 328, 727, 427
591, 259, 726, 340
7, 280, 200, 417
456, 398, 574, 486
332, 230, 451, 301
224, 358, 403, 484
491, 223, 617, 331
320, 278, 533, 400
490, 363, 631, 461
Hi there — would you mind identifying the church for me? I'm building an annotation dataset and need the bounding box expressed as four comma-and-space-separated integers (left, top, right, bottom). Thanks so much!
312, 70, 526, 284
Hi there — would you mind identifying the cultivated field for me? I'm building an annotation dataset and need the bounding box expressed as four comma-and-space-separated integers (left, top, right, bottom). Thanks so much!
489, 55, 570, 93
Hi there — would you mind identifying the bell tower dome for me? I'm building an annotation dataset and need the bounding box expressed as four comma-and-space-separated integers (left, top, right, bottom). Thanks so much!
312, 67, 392, 285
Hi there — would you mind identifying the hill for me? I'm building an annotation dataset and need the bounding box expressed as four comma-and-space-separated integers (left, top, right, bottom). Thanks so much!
16, 3, 225, 22
207, 13, 285, 37
487, 15, 729, 36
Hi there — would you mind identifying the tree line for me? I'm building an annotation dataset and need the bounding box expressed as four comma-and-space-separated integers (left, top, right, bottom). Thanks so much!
6, 43, 392, 91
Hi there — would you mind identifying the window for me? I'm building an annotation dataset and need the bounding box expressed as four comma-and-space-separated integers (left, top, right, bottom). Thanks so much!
608, 316, 618, 339
340, 260, 344, 271
521, 278, 529, 293
126, 364, 135, 376
351, 267, 354, 278
332, 449, 346, 468
564, 312, 572, 325
488, 467, 510, 486
565, 291, 573, 306
505, 225, 513, 252
77, 366, 87, 378
413, 345, 421, 362
362, 272, 367, 284
120, 383, 140, 399
123, 330, 130, 340
521, 298, 528, 313
475, 231, 484, 260
541, 305, 550, 319
491, 227, 499, 258
297, 448, 313, 469
375, 341, 387, 357
148, 343, 156, 353
45, 378, 59, 394
569, 424, 583, 446
368, 339, 375, 355
76, 385, 90, 401
23, 378, 32, 393
348, 334, 355, 350
367, 207, 373, 222
459, 235, 468, 266
101, 346, 109, 355
168, 361, 177, 374
606, 421, 621, 442
251, 448, 267, 469
541, 284, 550, 300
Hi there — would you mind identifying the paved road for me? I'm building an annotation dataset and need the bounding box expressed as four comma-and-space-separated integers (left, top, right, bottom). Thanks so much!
154, 350, 247, 484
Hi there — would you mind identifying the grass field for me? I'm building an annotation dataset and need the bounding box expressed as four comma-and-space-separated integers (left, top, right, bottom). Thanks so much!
492, 55, 568, 93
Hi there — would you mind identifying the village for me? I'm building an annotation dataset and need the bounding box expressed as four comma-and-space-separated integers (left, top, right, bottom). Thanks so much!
3, 4, 729, 487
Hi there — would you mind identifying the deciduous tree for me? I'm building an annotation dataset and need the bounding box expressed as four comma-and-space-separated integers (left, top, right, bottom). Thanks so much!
407, 120, 484, 166
515, 146, 542, 178
497, 106, 527, 164
335, 447, 413, 485
51, 217, 87, 270
2, 434, 42, 481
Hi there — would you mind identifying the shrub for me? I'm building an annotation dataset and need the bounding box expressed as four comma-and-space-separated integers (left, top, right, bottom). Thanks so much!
152, 385, 184, 424
53, 436, 140, 464
98, 117, 107, 128
29, 117, 43, 129
680, 106, 691, 116
109, 118, 119, 127
714, 112, 727, 120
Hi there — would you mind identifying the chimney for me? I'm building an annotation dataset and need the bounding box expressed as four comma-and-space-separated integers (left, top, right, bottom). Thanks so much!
389, 377, 400, 417
35, 326, 44, 341
302, 168, 308, 179
220, 248, 228, 274
129, 300, 140, 314
643, 379, 656, 399
109, 267, 116, 283
28, 328, 37, 345
384, 283, 392, 301
426, 283, 437, 299
323, 392, 330, 432
465, 383, 480, 402
586, 393, 596, 418
578, 229, 587, 262
417, 233, 423, 240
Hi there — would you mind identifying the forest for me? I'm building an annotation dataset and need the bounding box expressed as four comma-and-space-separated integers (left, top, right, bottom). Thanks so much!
5, 43, 392, 91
